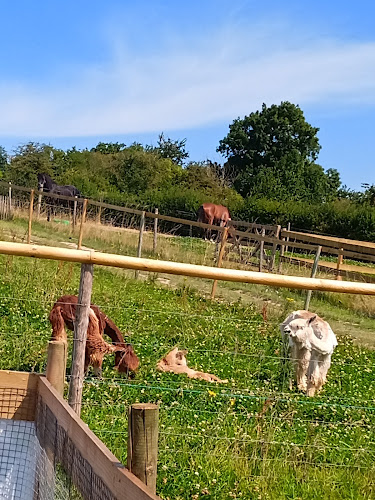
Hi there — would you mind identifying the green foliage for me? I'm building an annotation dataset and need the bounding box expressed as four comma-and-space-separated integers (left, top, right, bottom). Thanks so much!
152, 132, 189, 166
90, 142, 126, 154
0, 146, 7, 177
6, 143, 57, 186
233, 197, 375, 241
217, 102, 339, 202
112, 145, 183, 195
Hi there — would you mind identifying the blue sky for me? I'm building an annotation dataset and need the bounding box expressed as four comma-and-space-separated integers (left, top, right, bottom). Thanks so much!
0, 0, 374, 190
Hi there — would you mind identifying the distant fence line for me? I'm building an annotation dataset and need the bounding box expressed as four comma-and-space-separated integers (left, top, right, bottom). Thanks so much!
3, 179, 375, 284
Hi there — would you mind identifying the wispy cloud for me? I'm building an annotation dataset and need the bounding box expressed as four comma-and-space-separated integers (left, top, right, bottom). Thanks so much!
1, 21, 375, 137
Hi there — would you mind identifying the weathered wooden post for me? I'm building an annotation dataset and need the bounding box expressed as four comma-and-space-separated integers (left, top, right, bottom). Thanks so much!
153, 208, 158, 254
128, 403, 159, 494
285, 222, 291, 253
73, 196, 78, 229
211, 227, 229, 299
8, 182, 12, 218
278, 236, 286, 273
336, 248, 344, 281
304, 245, 322, 310
135, 211, 146, 279
37, 188, 43, 219
27, 189, 34, 244
46, 340, 67, 396
259, 228, 265, 272
68, 263, 94, 416
77, 198, 88, 250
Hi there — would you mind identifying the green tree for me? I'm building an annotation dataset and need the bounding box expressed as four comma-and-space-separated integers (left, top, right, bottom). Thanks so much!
152, 133, 189, 166
0, 146, 7, 177
6, 143, 57, 186
90, 142, 126, 154
217, 102, 326, 200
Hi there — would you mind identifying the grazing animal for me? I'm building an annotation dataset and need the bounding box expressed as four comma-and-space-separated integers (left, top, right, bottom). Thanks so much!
197, 203, 231, 241
157, 348, 228, 383
280, 310, 337, 396
49, 295, 139, 376
37, 173, 81, 222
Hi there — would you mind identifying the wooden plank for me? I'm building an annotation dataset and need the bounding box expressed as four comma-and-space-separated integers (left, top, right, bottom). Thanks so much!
228, 220, 279, 233
283, 254, 375, 276
0, 370, 39, 421
281, 230, 375, 256
232, 228, 318, 251
144, 211, 225, 232
3, 240, 375, 294
38, 377, 159, 499
89, 199, 143, 215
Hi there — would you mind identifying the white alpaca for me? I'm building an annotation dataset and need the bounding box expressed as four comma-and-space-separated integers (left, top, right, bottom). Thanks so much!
280, 311, 337, 396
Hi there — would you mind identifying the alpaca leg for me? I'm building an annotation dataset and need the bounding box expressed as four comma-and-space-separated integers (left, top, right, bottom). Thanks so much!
296, 348, 310, 392
306, 357, 321, 397
308, 356, 331, 396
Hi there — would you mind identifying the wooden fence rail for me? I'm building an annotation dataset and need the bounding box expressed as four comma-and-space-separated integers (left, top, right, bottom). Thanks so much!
0, 240, 375, 295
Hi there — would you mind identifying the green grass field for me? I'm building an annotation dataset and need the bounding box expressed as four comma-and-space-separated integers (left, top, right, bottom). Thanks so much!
1, 216, 375, 498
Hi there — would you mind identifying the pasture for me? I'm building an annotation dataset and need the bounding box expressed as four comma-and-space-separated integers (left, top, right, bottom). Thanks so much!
0, 229, 374, 498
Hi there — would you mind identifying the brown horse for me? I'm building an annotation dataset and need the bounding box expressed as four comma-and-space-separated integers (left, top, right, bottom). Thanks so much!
197, 203, 231, 241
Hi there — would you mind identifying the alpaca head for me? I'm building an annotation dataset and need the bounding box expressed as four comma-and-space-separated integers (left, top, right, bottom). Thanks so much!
283, 315, 316, 349
114, 343, 140, 376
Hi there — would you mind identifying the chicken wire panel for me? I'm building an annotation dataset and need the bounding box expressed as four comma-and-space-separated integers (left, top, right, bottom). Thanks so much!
0, 419, 37, 500
35, 397, 116, 500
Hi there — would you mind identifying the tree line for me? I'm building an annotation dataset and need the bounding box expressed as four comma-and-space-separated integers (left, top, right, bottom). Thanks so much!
1, 102, 374, 240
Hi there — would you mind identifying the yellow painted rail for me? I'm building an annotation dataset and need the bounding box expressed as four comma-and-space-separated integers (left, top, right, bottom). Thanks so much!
1, 240, 375, 295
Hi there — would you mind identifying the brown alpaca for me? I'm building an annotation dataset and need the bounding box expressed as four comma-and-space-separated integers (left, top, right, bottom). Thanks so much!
157, 348, 228, 383
49, 295, 139, 376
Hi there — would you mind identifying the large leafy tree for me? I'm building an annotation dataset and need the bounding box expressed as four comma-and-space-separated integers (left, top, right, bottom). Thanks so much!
217, 102, 338, 202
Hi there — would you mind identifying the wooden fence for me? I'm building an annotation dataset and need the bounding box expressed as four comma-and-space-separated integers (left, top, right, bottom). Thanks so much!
0, 369, 159, 499
4, 180, 375, 285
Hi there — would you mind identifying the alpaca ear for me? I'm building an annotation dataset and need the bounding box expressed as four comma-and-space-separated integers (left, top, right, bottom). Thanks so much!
308, 315, 317, 325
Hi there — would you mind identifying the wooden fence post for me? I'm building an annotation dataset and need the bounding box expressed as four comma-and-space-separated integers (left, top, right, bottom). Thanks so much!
336, 248, 344, 281
135, 211, 146, 279
27, 189, 34, 244
127, 403, 159, 494
68, 263, 94, 415
36, 188, 43, 219
304, 245, 322, 310
77, 198, 88, 250
211, 227, 229, 299
73, 196, 78, 229
46, 340, 67, 396
259, 228, 265, 272
278, 237, 286, 273
153, 208, 158, 254
8, 182, 12, 218
285, 222, 291, 253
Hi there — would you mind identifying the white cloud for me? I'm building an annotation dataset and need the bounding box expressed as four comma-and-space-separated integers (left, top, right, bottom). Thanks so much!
1, 25, 375, 137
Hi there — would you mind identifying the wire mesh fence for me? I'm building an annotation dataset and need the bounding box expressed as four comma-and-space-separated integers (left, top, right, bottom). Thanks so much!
1, 186, 375, 497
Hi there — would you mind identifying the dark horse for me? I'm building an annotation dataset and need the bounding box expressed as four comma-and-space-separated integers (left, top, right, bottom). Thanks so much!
197, 202, 231, 241
37, 173, 81, 221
